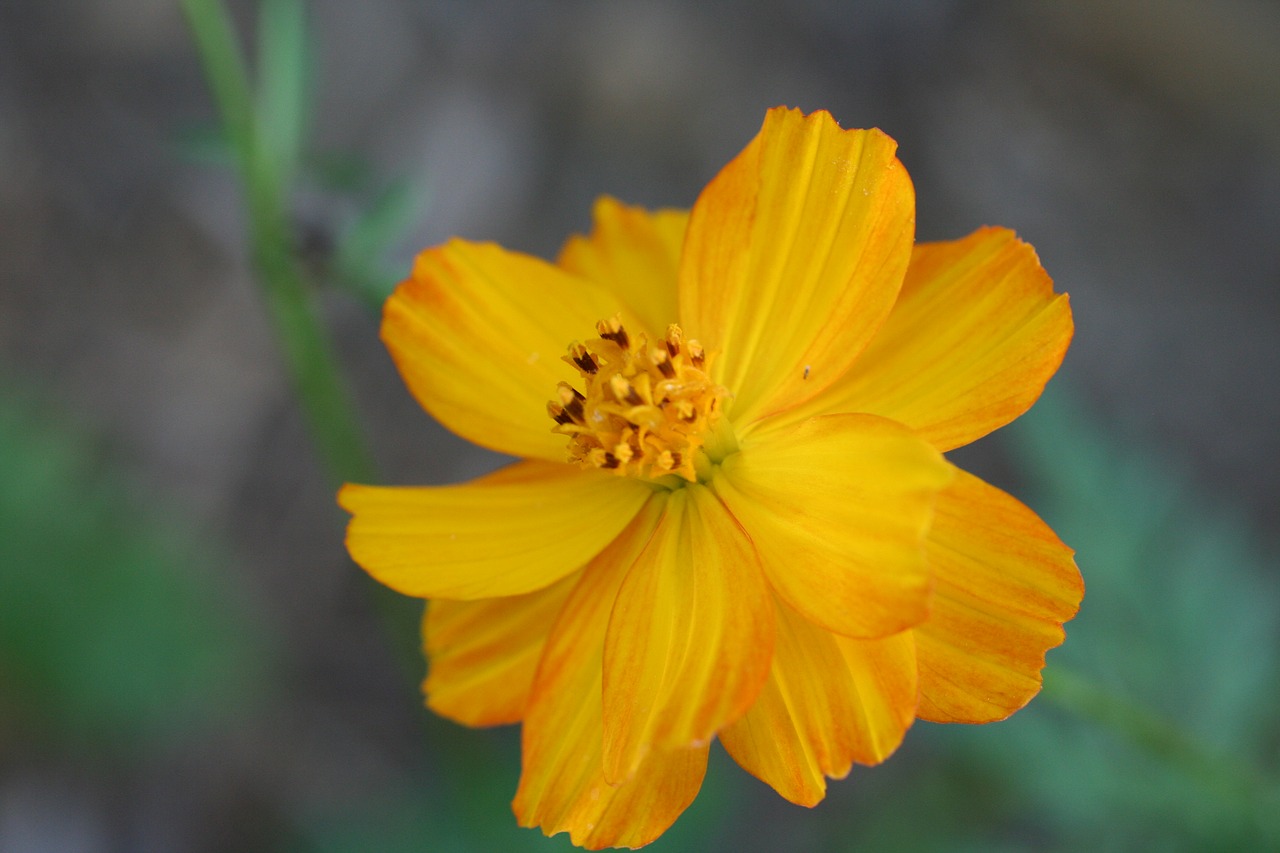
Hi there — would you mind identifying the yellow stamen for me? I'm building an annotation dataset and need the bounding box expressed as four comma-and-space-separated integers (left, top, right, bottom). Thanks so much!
549, 315, 729, 482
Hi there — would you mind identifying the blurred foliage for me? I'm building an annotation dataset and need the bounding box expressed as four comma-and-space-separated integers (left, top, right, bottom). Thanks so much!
0, 388, 271, 752
933, 387, 1280, 852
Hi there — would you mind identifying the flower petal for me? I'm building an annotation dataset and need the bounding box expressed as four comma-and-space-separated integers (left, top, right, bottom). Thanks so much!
720, 602, 917, 806
762, 228, 1072, 452
557, 196, 687, 338
339, 460, 651, 599
383, 239, 626, 461
914, 468, 1082, 723
514, 498, 710, 850
713, 413, 952, 639
678, 107, 915, 428
602, 483, 774, 783
423, 570, 578, 727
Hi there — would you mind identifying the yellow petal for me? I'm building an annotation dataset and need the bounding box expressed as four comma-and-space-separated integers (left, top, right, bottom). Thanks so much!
423, 570, 578, 727
713, 414, 952, 639
602, 483, 774, 783
338, 460, 651, 599
557, 196, 687, 338
914, 468, 1082, 723
383, 238, 626, 461
761, 228, 1072, 452
678, 107, 915, 428
514, 498, 710, 850
720, 602, 917, 806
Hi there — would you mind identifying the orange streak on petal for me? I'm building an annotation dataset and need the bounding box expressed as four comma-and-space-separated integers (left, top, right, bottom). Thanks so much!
602, 484, 774, 784
721, 602, 917, 806
514, 497, 710, 850
914, 468, 1083, 723
383, 238, 626, 461
762, 227, 1072, 452
715, 414, 952, 639
679, 106, 915, 427
423, 570, 579, 727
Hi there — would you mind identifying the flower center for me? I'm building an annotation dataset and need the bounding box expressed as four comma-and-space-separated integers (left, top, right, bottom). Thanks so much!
548, 316, 730, 482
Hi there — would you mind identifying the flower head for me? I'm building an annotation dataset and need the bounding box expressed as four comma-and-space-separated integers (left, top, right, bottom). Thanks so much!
339, 107, 1083, 849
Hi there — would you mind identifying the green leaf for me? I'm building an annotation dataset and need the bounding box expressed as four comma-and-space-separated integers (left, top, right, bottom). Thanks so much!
333, 177, 431, 309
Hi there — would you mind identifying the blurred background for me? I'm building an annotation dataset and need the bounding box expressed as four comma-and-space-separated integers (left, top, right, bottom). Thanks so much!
2, 1, 1278, 850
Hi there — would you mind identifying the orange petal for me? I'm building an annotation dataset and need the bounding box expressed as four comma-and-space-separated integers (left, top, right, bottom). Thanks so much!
713, 414, 952, 638
423, 570, 578, 727
514, 498, 709, 850
557, 196, 687, 338
914, 468, 1083, 723
762, 228, 1072, 452
678, 107, 915, 428
383, 238, 627, 461
339, 460, 651, 599
720, 602, 917, 806
602, 483, 774, 783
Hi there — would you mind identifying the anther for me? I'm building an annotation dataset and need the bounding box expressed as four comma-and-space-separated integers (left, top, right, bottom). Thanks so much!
567, 343, 599, 375
664, 325, 683, 357
596, 315, 630, 349
609, 374, 643, 406
687, 339, 706, 369
656, 450, 681, 472
651, 348, 676, 378
557, 382, 585, 421
612, 442, 635, 466
551, 318, 728, 482
547, 402, 574, 426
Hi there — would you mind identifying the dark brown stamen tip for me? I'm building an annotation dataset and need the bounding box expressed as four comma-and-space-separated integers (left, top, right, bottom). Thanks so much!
601, 330, 629, 348
688, 340, 705, 369
597, 316, 630, 349
547, 402, 574, 426
557, 383, 586, 421
652, 349, 676, 378
664, 324, 683, 358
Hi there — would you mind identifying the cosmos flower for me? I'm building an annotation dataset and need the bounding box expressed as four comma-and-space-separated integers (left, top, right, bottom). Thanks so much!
339, 106, 1082, 849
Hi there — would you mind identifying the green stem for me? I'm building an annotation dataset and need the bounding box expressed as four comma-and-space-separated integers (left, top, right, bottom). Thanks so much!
180, 0, 375, 486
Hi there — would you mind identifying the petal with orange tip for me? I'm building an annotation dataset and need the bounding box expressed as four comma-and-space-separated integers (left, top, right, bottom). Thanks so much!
602, 483, 774, 784
720, 603, 917, 806
384, 239, 628, 462
422, 570, 578, 727
678, 106, 915, 428
914, 468, 1083, 723
763, 227, 1072, 452
514, 498, 709, 850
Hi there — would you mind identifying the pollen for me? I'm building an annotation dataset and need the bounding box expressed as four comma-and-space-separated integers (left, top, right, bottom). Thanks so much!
547, 315, 727, 482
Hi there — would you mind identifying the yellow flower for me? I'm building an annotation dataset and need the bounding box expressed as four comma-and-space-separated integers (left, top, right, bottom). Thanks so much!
339, 106, 1082, 849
